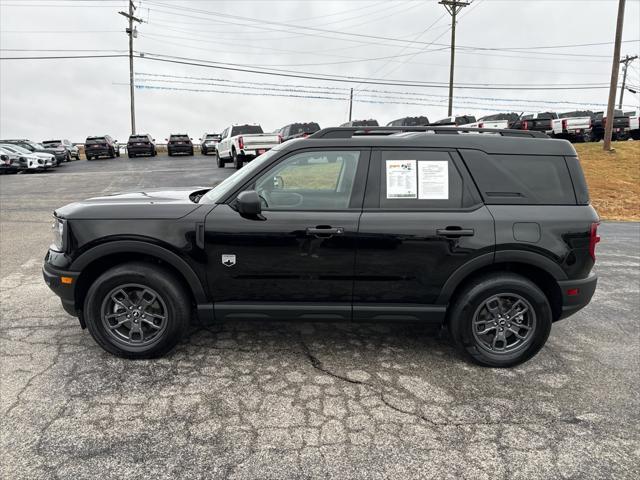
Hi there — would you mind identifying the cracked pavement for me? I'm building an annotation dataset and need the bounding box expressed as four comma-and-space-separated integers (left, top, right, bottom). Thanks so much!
1, 155, 639, 479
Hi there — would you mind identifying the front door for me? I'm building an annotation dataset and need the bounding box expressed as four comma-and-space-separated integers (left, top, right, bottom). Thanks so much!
205, 148, 369, 321
353, 148, 495, 322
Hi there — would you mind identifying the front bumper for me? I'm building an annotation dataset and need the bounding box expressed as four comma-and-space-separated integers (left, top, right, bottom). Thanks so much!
556, 272, 598, 321
43, 260, 80, 319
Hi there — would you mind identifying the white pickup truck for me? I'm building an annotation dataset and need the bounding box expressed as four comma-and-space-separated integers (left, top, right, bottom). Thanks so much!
551, 111, 594, 142
629, 113, 639, 140
466, 112, 520, 130
215, 124, 281, 169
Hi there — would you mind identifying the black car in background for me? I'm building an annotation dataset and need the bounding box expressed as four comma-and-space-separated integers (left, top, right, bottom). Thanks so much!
512, 112, 558, 134
432, 115, 477, 126
85, 135, 119, 160
200, 133, 221, 155
592, 109, 630, 141
387, 116, 430, 126
277, 122, 321, 142
167, 134, 194, 156
1, 139, 66, 165
340, 119, 379, 127
126, 134, 156, 158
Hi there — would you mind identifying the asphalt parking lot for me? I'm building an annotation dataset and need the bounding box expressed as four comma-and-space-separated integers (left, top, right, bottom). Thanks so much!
1, 154, 638, 479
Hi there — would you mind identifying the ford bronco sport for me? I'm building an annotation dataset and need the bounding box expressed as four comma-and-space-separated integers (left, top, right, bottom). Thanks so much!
43, 126, 599, 367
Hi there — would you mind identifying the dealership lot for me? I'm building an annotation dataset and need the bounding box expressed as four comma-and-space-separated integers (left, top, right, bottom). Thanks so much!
1, 155, 638, 479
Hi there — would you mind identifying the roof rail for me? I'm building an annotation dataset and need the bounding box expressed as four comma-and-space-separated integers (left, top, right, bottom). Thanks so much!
309, 126, 549, 139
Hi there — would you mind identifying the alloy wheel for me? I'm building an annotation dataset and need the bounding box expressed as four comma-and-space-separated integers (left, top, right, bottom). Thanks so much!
471, 293, 536, 355
100, 283, 168, 348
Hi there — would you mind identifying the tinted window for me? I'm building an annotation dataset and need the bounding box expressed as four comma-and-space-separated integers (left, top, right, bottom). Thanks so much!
378, 150, 466, 209
231, 125, 263, 135
433, 118, 454, 125
42, 140, 62, 146
461, 150, 576, 205
170, 135, 190, 141
129, 135, 149, 142
253, 150, 360, 210
204, 134, 218, 140
481, 113, 519, 122
537, 112, 557, 120
286, 123, 320, 135
86, 137, 106, 145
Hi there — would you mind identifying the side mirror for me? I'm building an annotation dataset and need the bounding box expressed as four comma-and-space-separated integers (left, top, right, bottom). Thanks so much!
198, 138, 202, 141
152, 138, 156, 142
236, 190, 262, 216
273, 175, 284, 189
190, 138, 193, 141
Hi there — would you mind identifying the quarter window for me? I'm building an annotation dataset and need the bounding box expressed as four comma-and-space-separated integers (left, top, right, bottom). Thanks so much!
254, 150, 361, 210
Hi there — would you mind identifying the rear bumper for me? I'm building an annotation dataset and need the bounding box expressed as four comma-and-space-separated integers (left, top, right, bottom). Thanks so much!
168, 145, 193, 154
127, 146, 154, 155
42, 261, 80, 319
86, 148, 110, 156
556, 272, 598, 321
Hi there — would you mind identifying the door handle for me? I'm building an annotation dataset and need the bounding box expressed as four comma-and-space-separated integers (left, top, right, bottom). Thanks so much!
306, 226, 344, 237
436, 227, 475, 237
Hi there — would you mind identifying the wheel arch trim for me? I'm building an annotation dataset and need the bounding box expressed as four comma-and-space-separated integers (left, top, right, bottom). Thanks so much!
70, 240, 208, 304
437, 250, 567, 305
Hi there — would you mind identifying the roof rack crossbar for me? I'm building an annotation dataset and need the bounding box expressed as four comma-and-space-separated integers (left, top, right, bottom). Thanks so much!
309, 126, 549, 139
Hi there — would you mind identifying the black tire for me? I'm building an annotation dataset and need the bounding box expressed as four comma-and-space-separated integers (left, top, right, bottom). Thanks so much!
447, 273, 552, 368
83, 262, 190, 359
167, 150, 173, 157
86, 155, 92, 161
128, 153, 134, 158
232, 149, 243, 170
65, 152, 71, 163
109, 148, 115, 159
201, 147, 208, 155
215, 150, 225, 168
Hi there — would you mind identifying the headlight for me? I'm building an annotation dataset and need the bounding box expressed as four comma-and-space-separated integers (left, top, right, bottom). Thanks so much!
51, 217, 66, 252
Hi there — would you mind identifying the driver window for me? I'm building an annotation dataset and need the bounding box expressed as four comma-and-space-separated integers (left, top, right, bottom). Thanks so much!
254, 150, 360, 210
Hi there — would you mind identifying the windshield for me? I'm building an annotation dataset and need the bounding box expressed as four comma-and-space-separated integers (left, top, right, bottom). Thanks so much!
1, 144, 28, 154
204, 134, 219, 140
42, 140, 61, 146
86, 137, 106, 145
200, 148, 281, 204
231, 125, 263, 135
129, 135, 149, 142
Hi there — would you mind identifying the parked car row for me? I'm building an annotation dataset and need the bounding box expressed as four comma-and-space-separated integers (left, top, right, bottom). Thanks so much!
0, 138, 74, 174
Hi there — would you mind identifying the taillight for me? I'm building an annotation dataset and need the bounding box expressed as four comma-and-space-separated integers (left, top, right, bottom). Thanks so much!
522, 120, 529, 130
589, 222, 600, 261
562, 119, 568, 131
478, 122, 484, 129
238, 136, 244, 150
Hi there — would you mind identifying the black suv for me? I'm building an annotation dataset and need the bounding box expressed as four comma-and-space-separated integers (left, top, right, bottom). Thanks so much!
278, 122, 321, 142
167, 134, 194, 156
43, 126, 599, 367
126, 134, 157, 158
85, 135, 119, 160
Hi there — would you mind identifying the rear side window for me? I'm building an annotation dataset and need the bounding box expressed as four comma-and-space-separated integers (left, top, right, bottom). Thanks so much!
460, 150, 576, 205
376, 150, 470, 209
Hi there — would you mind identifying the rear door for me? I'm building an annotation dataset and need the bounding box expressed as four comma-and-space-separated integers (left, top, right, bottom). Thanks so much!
353, 148, 495, 322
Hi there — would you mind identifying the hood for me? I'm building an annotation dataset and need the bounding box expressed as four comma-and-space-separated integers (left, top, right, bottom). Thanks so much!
37, 146, 63, 155
56, 186, 211, 220
33, 152, 55, 159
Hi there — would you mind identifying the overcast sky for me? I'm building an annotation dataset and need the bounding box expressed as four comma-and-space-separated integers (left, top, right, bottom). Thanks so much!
1, 0, 639, 142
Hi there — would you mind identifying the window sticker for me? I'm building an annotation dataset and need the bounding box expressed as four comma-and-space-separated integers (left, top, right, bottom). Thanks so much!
418, 161, 449, 200
386, 160, 417, 198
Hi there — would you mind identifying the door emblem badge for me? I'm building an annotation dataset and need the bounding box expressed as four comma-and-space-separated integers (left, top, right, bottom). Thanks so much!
221, 254, 236, 267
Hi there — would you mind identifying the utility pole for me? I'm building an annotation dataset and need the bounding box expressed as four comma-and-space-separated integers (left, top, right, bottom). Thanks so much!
440, 0, 469, 117
619, 54, 638, 109
348, 88, 353, 122
119, 1, 143, 135
604, 0, 625, 152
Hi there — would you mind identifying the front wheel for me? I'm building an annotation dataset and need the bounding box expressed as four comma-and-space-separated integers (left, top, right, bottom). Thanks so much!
215, 150, 225, 168
83, 262, 190, 359
447, 273, 552, 368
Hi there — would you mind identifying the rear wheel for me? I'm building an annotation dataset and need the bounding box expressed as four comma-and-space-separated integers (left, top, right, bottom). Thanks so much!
128, 153, 134, 158
86, 155, 93, 161
447, 273, 552, 368
83, 262, 190, 359
189, 148, 194, 156
109, 149, 115, 159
